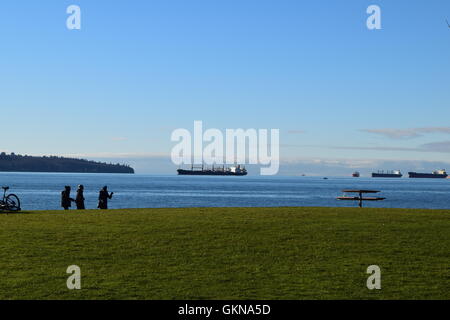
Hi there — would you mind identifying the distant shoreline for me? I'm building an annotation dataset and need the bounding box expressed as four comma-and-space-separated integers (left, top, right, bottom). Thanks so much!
0, 153, 134, 174
0, 170, 134, 174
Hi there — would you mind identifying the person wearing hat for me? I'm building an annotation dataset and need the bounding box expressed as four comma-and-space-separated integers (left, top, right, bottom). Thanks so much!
75, 185, 85, 210
61, 186, 75, 210
98, 186, 113, 210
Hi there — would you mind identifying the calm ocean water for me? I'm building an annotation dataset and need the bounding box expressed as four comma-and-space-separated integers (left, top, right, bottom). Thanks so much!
1, 172, 450, 211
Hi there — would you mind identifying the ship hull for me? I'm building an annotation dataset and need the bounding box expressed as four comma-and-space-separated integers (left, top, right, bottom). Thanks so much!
372, 173, 402, 178
177, 169, 247, 176
408, 172, 448, 179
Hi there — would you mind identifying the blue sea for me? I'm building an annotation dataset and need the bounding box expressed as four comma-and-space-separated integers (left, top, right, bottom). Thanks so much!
1, 172, 450, 211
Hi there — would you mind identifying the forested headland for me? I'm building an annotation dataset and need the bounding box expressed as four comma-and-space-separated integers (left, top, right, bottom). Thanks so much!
0, 153, 134, 174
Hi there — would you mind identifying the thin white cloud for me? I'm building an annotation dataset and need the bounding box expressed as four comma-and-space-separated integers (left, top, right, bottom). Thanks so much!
361, 127, 450, 139
281, 143, 418, 152
282, 141, 450, 154
420, 141, 450, 153
61, 152, 169, 159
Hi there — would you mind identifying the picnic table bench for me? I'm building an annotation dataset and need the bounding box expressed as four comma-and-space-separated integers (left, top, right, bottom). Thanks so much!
337, 190, 385, 208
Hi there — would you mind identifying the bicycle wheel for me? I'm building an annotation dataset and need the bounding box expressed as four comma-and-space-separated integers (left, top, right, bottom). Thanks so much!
5, 194, 21, 212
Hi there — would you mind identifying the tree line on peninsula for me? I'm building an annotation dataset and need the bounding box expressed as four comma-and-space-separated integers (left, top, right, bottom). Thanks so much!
0, 153, 134, 174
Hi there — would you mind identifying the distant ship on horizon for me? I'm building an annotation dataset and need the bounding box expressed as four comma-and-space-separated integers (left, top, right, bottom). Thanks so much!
372, 170, 403, 178
408, 169, 448, 179
352, 171, 360, 177
177, 164, 248, 176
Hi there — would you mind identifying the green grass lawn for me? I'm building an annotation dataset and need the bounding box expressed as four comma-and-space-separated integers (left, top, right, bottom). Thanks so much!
0, 207, 448, 300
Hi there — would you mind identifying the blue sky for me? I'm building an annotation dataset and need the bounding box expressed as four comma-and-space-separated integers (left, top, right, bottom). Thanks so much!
1, 1, 450, 174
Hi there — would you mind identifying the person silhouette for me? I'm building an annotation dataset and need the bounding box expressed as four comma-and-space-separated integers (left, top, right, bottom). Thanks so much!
98, 186, 113, 210
61, 186, 75, 210
76, 185, 85, 210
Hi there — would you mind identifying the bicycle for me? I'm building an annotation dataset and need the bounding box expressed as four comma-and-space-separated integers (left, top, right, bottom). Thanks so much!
0, 186, 21, 212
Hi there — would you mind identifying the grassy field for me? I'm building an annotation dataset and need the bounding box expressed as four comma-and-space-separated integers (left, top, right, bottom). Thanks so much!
0, 207, 448, 300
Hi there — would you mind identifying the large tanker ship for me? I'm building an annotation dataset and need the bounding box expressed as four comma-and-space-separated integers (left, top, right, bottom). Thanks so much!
177, 164, 247, 176
372, 170, 403, 178
408, 169, 448, 179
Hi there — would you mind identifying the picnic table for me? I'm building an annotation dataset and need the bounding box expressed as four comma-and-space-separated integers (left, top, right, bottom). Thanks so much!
337, 190, 385, 208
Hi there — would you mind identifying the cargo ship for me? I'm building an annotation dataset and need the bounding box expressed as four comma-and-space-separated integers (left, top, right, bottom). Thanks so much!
408, 169, 448, 179
352, 171, 360, 177
177, 164, 247, 176
372, 170, 403, 178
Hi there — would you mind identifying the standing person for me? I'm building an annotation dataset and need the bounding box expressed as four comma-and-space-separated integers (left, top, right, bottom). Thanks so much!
75, 185, 85, 210
61, 186, 75, 210
98, 186, 113, 210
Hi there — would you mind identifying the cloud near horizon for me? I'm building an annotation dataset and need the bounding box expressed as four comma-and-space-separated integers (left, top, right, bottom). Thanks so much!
420, 141, 450, 153
361, 127, 450, 139
284, 140, 450, 154
332, 141, 450, 154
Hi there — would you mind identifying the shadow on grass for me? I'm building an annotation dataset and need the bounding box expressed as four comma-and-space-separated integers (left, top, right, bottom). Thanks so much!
0, 210, 34, 215
0, 209, 107, 215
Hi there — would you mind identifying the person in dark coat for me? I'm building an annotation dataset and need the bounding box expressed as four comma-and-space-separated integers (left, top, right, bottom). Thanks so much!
61, 186, 75, 210
98, 186, 113, 210
75, 185, 85, 210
